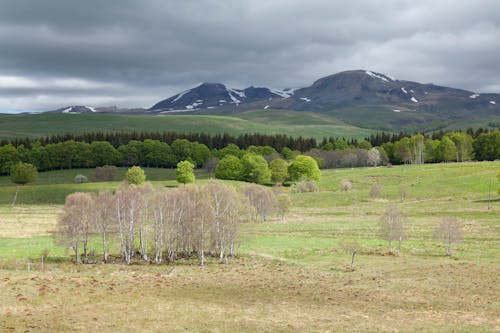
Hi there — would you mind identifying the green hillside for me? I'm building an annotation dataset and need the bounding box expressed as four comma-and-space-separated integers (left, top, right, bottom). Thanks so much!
0, 109, 375, 140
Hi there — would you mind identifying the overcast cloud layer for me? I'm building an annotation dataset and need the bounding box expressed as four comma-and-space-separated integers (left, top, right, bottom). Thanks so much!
1, 0, 500, 111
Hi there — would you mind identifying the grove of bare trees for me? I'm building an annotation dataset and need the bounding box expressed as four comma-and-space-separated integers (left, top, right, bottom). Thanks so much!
55, 180, 289, 265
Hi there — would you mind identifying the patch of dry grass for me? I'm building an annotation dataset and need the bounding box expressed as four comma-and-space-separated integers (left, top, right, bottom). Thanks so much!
0, 259, 498, 332
0, 205, 60, 238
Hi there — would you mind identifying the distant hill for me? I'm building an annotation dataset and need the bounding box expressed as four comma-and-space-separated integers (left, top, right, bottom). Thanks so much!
146, 70, 500, 131
45, 70, 500, 132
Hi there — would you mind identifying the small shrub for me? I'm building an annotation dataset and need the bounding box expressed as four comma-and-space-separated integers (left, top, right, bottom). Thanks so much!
370, 181, 382, 198
341, 179, 352, 192
291, 179, 319, 193
74, 174, 88, 183
93, 165, 118, 182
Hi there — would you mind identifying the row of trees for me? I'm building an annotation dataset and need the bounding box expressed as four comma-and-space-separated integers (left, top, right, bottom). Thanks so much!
214, 154, 320, 185
1, 130, 498, 175
2, 131, 318, 152
341, 205, 465, 270
55, 180, 289, 265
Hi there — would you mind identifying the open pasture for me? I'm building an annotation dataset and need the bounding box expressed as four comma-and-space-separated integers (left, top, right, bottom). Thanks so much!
0, 162, 499, 332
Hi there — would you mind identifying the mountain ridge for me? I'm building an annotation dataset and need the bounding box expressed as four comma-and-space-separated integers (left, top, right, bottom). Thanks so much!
46, 69, 500, 132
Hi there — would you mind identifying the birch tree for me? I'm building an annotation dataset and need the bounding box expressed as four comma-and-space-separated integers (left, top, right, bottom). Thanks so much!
379, 205, 406, 255
55, 192, 94, 263
93, 190, 115, 263
435, 217, 463, 256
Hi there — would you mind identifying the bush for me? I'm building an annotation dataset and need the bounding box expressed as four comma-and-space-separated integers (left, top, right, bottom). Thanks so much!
74, 174, 88, 183
341, 179, 352, 192
370, 181, 382, 198
126, 166, 146, 185
10, 162, 38, 185
291, 179, 319, 193
93, 165, 118, 182
176, 160, 195, 184
288, 155, 320, 181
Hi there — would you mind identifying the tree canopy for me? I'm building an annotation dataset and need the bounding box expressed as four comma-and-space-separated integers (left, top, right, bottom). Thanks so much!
126, 166, 146, 185
176, 160, 195, 184
10, 162, 38, 185
288, 155, 320, 182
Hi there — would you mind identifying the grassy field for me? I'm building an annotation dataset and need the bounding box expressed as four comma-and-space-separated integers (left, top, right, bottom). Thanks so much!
0, 162, 499, 332
0, 109, 375, 140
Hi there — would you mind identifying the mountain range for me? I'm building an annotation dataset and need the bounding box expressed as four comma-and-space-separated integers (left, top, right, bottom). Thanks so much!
50, 70, 500, 132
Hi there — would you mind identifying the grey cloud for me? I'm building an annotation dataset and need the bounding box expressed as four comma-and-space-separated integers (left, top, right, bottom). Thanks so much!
0, 0, 499, 110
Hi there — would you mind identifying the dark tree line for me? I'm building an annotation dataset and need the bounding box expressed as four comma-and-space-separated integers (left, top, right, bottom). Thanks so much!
0, 129, 498, 174
1, 131, 317, 152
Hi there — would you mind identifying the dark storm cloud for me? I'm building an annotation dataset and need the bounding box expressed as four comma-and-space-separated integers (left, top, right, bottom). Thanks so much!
0, 0, 499, 110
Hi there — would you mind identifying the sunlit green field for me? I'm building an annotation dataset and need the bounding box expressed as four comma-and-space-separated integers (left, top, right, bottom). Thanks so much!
0, 109, 375, 140
0, 162, 499, 332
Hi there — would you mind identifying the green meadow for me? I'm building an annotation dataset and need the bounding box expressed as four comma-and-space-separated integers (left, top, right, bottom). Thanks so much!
0, 109, 375, 140
0, 162, 499, 332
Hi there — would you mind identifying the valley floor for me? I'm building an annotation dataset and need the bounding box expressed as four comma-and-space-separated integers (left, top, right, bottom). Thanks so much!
0, 162, 499, 332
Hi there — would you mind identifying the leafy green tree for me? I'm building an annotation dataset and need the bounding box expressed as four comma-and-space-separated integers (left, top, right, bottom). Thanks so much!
10, 162, 38, 206
437, 136, 457, 162
0, 144, 20, 174
176, 160, 195, 184
446, 132, 474, 162
281, 147, 296, 160
358, 140, 372, 150
333, 139, 349, 150
90, 141, 121, 167
126, 166, 146, 185
143, 139, 175, 167
269, 158, 289, 185
424, 139, 440, 163
10, 162, 38, 185
118, 141, 143, 166
394, 137, 412, 164
288, 155, 320, 181
473, 131, 500, 160
218, 143, 243, 158
214, 155, 244, 180
241, 153, 271, 184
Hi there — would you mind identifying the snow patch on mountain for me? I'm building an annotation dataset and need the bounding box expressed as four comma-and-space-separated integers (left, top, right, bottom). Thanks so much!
227, 88, 245, 99
264, 105, 270, 109
410, 97, 418, 103
172, 89, 191, 103
490, 101, 496, 105
272, 88, 298, 98
365, 71, 392, 82
85, 106, 97, 112
186, 100, 203, 109
401, 87, 408, 94
300, 97, 311, 102
470, 93, 480, 99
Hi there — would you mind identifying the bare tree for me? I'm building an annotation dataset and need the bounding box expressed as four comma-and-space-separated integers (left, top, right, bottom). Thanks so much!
150, 189, 168, 264
243, 184, 277, 222
399, 184, 409, 202
114, 183, 144, 264
370, 181, 382, 198
341, 179, 352, 192
205, 180, 250, 262
137, 182, 154, 261
434, 217, 463, 256
55, 192, 94, 263
340, 238, 361, 271
379, 205, 406, 255
93, 191, 115, 263
367, 148, 381, 166
276, 193, 291, 220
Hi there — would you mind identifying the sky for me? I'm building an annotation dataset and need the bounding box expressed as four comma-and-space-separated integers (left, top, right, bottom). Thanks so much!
1, 0, 500, 112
